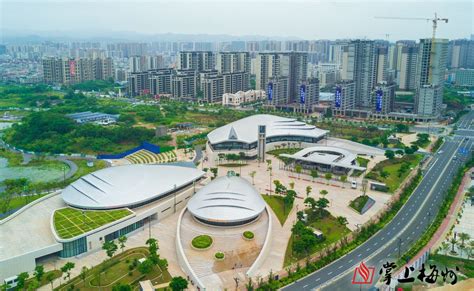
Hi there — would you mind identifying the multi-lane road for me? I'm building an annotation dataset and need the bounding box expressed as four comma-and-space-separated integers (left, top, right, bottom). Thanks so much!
283, 112, 474, 291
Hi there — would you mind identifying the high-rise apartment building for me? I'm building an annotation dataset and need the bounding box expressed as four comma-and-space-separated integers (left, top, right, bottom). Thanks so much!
375, 47, 388, 84
216, 52, 251, 74
372, 83, 395, 115
267, 77, 290, 105
414, 38, 448, 117
398, 46, 418, 91
297, 78, 320, 112
256, 52, 307, 104
448, 39, 474, 69
332, 81, 356, 115
172, 70, 197, 101
43, 57, 114, 84
178, 51, 215, 71
341, 40, 376, 109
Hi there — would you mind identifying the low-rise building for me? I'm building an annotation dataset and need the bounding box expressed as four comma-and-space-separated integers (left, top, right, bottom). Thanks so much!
222, 90, 266, 106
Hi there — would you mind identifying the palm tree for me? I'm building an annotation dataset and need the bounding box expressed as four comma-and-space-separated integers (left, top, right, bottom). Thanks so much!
310, 170, 318, 182
449, 236, 458, 255
118, 235, 127, 253
306, 185, 312, 198
458, 232, 470, 247
440, 242, 450, 255
295, 164, 302, 179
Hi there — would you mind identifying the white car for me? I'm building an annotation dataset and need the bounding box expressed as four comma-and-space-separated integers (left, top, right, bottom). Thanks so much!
351, 181, 357, 189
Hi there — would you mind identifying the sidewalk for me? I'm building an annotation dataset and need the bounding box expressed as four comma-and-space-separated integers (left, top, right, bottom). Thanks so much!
393, 167, 472, 277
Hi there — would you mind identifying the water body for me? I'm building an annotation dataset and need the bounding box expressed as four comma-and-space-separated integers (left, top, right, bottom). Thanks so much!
0, 157, 66, 183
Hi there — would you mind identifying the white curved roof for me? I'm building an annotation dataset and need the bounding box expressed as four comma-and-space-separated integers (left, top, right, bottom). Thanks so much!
280, 146, 366, 170
187, 175, 266, 224
207, 114, 327, 145
62, 165, 204, 209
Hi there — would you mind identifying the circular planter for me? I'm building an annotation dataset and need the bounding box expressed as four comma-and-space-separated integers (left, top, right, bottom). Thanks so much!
214, 252, 225, 261
191, 235, 213, 251
242, 231, 255, 241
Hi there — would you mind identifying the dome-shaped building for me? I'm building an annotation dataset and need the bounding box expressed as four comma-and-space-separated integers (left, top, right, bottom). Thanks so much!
187, 174, 266, 226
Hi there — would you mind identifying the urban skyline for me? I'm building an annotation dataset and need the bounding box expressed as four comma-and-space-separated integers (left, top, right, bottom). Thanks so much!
1, 0, 473, 42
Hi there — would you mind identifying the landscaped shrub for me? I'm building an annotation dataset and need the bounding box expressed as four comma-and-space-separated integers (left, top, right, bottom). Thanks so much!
191, 235, 213, 249
215, 252, 225, 259
243, 231, 254, 239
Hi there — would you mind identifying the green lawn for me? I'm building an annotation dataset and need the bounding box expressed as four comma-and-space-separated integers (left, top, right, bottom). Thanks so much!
191, 235, 213, 249
365, 154, 423, 192
5, 194, 47, 211
349, 195, 369, 213
67, 159, 107, 183
56, 247, 172, 291
262, 194, 292, 226
25, 270, 62, 289
356, 156, 370, 168
284, 212, 351, 266
428, 254, 474, 278
53, 208, 132, 239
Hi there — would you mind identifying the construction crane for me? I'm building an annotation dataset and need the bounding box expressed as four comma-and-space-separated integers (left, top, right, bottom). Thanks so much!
375, 13, 448, 40
375, 13, 448, 83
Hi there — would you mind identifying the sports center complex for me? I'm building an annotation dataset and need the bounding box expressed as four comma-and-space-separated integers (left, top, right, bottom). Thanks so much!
0, 114, 378, 287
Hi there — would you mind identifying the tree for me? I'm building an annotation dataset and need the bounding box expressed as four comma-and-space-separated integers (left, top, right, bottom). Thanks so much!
306, 185, 312, 197
449, 236, 458, 254
336, 216, 348, 226
118, 235, 127, 253
27, 279, 39, 291
316, 197, 330, 216
169, 276, 188, 291
46, 271, 55, 290
80, 266, 88, 286
340, 175, 347, 187
17, 272, 29, 290
146, 238, 159, 256
34, 265, 45, 282
440, 242, 450, 255
458, 232, 470, 247
384, 150, 395, 160
304, 197, 317, 211
295, 164, 302, 179
310, 170, 318, 181
289, 181, 295, 190
102, 240, 118, 259
60, 262, 75, 282
380, 171, 389, 179
296, 211, 304, 221
320, 189, 328, 196
245, 277, 254, 291
324, 173, 332, 184
138, 259, 154, 275
249, 171, 256, 185
273, 180, 286, 195
112, 283, 132, 291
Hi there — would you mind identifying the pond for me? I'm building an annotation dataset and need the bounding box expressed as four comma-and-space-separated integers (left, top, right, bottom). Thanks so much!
0, 157, 67, 184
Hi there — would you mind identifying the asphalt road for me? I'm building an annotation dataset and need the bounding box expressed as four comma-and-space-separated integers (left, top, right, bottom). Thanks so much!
283, 112, 474, 291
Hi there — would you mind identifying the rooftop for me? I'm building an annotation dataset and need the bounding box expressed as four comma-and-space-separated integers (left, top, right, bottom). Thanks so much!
187, 175, 266, 224
207, 114, 327, 145
280, 146, 366, 171
61, 164, 205, 210
53, 207, 133, 240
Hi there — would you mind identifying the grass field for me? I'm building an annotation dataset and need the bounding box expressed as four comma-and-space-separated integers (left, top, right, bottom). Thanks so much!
349, 195, 369, 213
365, 154, 423, 192
56, 247, 172, 291
284, 211, 351, 266
356, 156, 370, 168
262, 194, 292, 226
53, 208, 132, 239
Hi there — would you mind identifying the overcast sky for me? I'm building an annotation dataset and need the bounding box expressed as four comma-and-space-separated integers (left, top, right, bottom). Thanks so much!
1, 0, 473, 41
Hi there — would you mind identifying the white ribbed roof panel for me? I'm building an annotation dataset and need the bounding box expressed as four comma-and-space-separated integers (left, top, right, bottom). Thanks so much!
207, 114, 327, 145
62, 165, 204, 209
187, 176, 265, 224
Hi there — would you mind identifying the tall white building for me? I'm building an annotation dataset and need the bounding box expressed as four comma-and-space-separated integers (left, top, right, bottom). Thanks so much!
341, 40, 376, 109
398, 46, 418, 91
414, 38, 448, 117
